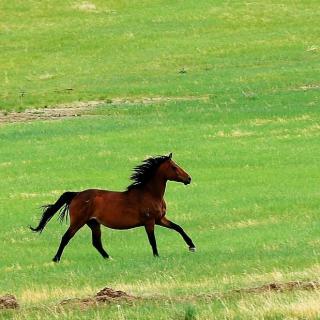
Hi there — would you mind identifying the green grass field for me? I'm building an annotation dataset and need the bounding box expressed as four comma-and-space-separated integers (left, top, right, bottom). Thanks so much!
1, 0, 320, 319
1, 0, 319, 111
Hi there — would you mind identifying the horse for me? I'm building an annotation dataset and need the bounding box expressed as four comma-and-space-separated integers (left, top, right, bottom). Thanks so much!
30, 153, 196, 262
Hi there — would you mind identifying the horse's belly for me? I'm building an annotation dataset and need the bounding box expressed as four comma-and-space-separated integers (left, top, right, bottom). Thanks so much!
102, 217, 142, 229
95, 209, 141, 230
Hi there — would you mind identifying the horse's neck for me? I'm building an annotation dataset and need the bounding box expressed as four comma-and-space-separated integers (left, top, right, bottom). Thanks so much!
143, 176, 167, 200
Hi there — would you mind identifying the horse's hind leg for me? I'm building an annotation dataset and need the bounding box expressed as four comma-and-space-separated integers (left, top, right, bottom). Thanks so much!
157, 217, 196, 252
87, 219, 109, 259
52, 223, 84, 262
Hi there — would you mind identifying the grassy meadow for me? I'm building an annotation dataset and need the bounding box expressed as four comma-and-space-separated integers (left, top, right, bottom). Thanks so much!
1, 0, 319, 111
1, 0, 320, 319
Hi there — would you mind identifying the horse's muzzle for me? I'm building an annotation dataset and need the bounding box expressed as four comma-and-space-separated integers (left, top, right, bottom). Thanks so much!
184, 177, 191, 185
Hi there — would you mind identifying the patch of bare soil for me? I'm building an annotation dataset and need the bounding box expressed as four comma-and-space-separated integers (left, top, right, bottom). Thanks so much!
95, 287, 135, 300
234, 280, 320, 294
197, 280, 320, 301
0, 294, 19, 309
59, 280, 320, 309
59, 287, 137, 308
0, 95, 209, 124
2, 281, 320, 312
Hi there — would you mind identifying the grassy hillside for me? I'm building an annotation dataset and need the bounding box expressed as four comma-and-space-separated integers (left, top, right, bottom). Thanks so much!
1, 0, 319, 111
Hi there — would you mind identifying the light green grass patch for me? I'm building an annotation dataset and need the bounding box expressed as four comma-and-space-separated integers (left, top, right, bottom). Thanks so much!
1, 97, 320, 318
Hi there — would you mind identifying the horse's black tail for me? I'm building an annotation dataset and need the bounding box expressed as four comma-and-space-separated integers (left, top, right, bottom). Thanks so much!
29, 191, 78, 233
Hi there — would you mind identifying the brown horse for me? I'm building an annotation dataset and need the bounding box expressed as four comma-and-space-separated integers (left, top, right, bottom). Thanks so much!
30, 153, 196, 262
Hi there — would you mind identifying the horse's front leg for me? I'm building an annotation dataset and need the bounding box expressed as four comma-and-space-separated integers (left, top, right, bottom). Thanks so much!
145, 220, 159, 257
157, 216, 196, 252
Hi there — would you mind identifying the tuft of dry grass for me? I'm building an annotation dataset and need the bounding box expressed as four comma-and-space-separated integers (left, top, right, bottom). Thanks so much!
73, 2, 97, 12
20, 286, 95, 304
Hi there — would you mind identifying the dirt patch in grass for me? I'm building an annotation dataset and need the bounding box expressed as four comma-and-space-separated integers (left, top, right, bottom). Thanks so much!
234, 280, 320, 294
0, 294, 19, 309
59, 287, 138, 309
59, 280, 320, 309
197, 280, 320, 301
3, 281, 320, 312
0, 95, 209, 124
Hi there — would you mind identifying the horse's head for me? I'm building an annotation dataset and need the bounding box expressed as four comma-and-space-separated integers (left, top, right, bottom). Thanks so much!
161, 153, 191, 185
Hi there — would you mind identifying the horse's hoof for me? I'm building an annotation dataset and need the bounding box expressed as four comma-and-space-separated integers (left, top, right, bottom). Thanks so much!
52, 257, 60, 263
189, 247, 196, 252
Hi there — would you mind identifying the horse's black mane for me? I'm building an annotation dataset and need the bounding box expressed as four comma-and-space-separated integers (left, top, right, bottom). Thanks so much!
127, 155, 170, 190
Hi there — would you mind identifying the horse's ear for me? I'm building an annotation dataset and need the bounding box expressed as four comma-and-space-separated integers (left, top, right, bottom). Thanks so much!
168, 152, 172, 159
